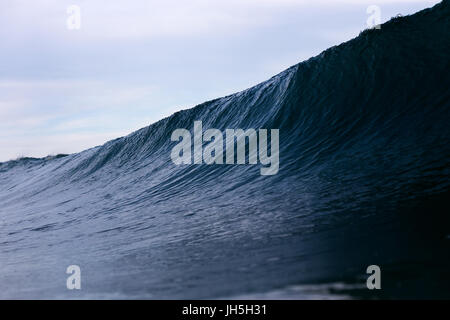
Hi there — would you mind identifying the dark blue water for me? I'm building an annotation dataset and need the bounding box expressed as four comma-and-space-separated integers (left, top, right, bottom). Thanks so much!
0, 1, 449, 299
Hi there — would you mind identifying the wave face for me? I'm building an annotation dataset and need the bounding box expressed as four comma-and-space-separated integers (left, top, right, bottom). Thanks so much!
1, 2, 449, 299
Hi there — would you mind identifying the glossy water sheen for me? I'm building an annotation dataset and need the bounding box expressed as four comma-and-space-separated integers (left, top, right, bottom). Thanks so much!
0, 1, 449, 299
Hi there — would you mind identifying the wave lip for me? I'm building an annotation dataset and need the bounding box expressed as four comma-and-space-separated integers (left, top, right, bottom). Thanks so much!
0, 1, 449, 299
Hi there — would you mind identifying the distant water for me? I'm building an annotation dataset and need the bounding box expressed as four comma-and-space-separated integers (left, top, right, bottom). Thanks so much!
0, 1, 449, 299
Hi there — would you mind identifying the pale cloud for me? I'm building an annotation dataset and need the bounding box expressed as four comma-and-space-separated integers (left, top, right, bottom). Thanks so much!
0, 131, 130, 161
0, 79, 161, 138
0, 0, 441, 161
0, 0, 440, 39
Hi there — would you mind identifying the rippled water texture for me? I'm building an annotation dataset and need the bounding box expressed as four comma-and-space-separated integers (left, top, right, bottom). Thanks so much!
1, 1, 449, 299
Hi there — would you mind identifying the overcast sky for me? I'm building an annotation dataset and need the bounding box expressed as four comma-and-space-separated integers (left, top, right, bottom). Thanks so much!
0, 0, 440, 161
